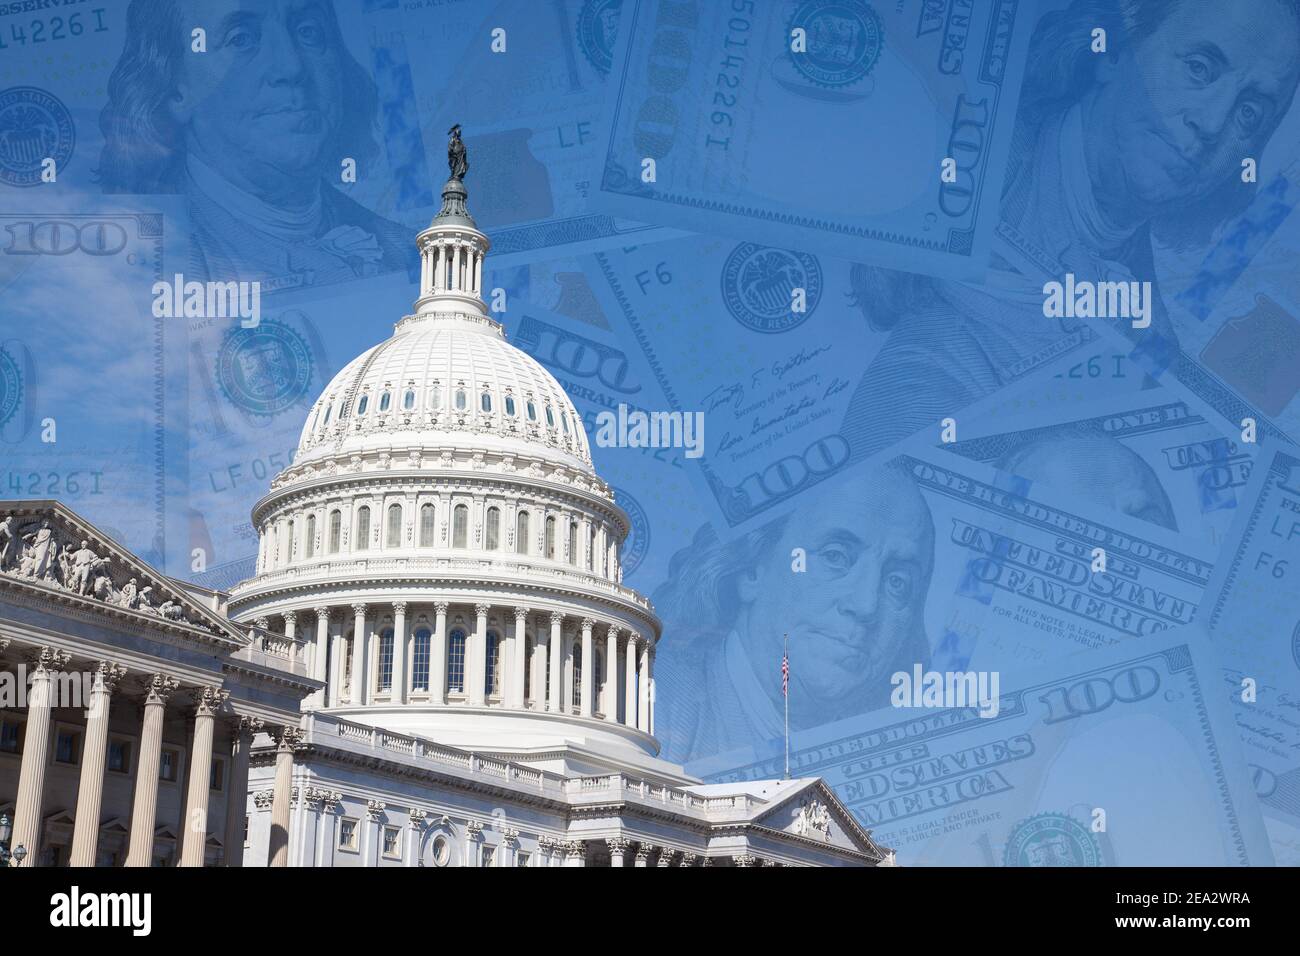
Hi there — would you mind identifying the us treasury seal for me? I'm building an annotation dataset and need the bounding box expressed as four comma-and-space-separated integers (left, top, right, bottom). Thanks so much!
721, 242, 822, 333
0, 86, 75, 187
577, 0, 623, 76
1003, 812, 1103, 867
215, 320, 314, 417
787, 0, 884, 88
613, 486, 648, 578
0, 345, 23, 428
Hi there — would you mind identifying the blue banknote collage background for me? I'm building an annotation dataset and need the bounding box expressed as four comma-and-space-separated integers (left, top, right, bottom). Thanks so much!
2, 0, 1299, 866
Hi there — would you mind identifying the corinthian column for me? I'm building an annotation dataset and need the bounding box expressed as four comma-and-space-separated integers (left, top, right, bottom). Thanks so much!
392, 602, 408, 704
431, 602, 448, 704
12, 647, 71, 864
469, 604, 489, 706
638, 640, 652, 733
349, 603, 367, 705
604, 627, 619, 721
70, 661, 127, 867
223, 715, 262, 867
126, 673, 180, 866
624, 634, 639, 728
180, 686, 231, 867
268, 726, 302, 867
312, 607, 331, 708
580, 619, 595, 717
547, 612, 563, 713
510, 607, 529, 709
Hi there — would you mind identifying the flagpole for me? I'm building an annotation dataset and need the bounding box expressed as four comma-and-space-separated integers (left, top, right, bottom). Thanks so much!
784, 632, 790, 780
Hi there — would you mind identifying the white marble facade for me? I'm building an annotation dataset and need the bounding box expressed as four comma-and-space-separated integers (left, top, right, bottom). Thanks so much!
0, 171, 891, 868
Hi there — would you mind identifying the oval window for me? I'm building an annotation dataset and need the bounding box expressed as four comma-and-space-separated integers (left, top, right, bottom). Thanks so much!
379, 392, 391, 413
526, 401, 537, 421
545, 406, 555, 427
481, 392, 492, 413
454, 390, 467, 411
357, 395, 369, 416
403, 390, 416, 410
505, 396, 516, 416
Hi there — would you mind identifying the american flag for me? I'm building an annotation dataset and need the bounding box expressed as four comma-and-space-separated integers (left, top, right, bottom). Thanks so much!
782, 652, 789, 697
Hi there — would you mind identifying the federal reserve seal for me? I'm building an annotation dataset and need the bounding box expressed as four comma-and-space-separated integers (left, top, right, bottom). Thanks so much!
1003, 813, 1103, 867
613, 486, 649, 578
577, 0, 623, 76
788, 0, 884, 88
0, 345, 23, 429
0, 87, 75, 187
215, 320, 314, 417
721, 243, 823, 333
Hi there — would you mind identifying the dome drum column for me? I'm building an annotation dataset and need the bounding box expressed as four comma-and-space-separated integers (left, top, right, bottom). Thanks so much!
350, 604, 368, 706
431, 602, 449, 705
547, 613, 563, 713
579, 618, 594, 718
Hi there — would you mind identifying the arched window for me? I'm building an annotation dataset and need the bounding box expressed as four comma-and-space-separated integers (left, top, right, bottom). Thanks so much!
379, 391, 391, 413
481, 391, 492, 413
447, 628, 467, 694
485, 630, 501, 697
505, 396, 516, 417
454, 389, 467, 411
305, 514, 316, 559
284, 520, 295, 563
412, 627, 431, 691
485, 507, 500, 550
322, 403, 332, 427
452, 504, 468, 548
386, 503, 402, 548
571, 641, 582, 711
419, 503, 435, 547
403, 390, 416, 411
561, 410, 570, 434
545, 516, 556, 560
355, 506, 371, 551
357, 395, 369, 417
567, 521, 577, 565
587, 525, 595, 570
545, 405, 555, 428
526, 400, 537, 421
377, 627, 394, 692
516, 511, 530, 555
329, 511, 341, 553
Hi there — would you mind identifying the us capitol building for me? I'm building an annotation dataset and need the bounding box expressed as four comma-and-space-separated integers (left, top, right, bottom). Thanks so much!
0, 140, 890, 868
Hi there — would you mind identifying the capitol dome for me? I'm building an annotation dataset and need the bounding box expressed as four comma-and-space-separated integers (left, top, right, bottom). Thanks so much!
293, 302, 594, 475
227, 173, 669, 780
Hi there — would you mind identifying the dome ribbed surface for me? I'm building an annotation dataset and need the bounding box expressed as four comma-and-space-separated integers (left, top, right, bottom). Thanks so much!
295, 321, 593, 471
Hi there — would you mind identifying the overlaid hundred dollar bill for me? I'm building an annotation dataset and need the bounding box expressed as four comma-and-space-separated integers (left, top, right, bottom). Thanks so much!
0, 0, 436, 295
589, 0, 1033, 277
181, 273, 418, 586
501, 299, 711, 589
1201, 446, 1300, 849
584, 236, 1121, 539
398, 0, 683, 266
650, 443, 1217, 770
0, 201, 190, 573
684, 623, 1273, 866
941, 389, 1251, 551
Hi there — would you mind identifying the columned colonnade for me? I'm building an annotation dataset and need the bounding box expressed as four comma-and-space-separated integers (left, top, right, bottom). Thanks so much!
264, 603, 655, 730
5, 642, 301, 867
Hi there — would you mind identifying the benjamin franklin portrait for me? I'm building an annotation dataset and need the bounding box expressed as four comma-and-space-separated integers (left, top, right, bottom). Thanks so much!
97, 0, 415, 287
653, 464, 935, 764
840, 0, 1300, 464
